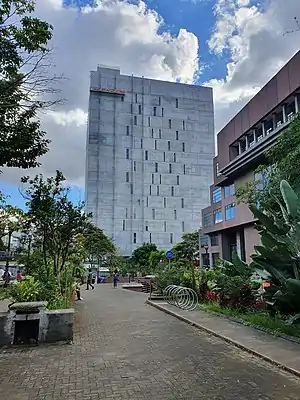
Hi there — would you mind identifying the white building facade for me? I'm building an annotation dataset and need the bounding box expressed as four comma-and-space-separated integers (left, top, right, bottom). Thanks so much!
85, 66, 215, 256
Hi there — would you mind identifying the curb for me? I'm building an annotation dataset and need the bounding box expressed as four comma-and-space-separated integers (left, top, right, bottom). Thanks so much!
199, 307, 300, 345
146, 299, 300, 378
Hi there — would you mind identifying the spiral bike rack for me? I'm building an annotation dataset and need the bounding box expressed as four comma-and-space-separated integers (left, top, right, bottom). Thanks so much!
163, 285, 198, 311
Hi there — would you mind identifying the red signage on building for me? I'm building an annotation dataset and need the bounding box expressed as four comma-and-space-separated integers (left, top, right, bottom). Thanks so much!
90, 87, 125, 95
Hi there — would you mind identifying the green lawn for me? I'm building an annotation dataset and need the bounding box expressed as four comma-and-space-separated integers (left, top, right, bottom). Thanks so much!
200, 302, 300, 339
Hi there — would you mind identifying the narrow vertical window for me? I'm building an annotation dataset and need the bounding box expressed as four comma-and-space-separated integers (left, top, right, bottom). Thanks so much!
141, 138, 143, 149
133, 161, 136, 172
183, 120, 185, 130
152, 173, 154, 184
170, 233, 173, 244
159, 129, 162, 139
168, 141, 171, 151
158, 96, 161, 106
164, 197, 166, 208
145, 224, 148, 232
168, 119, 172, 129
121, 96, 124, 102
176, 98, 178, 108
149, 185, 152, 195
139, 105, 142, 115
126, 172, 130, 182
135, 93, 138, 103
126, 149, 130, 159
151, 128, 154, 138
164, 221, 167, 232
160, 175, 162, 184
134, 115, 137, 125
169, 164, 172, 173
174, 210, 177, 220
182, 221, 184, 232
148, 117, 151, 127
183, 164, 186, 174
152, 208, 155, 219
176, 131, 179, 140
150, 233, 152, 243
157, 186, 159, 195
131, 104, 133, 114
163, 152, 166, 162
133, 233, 137, 243
182, 142, 185, 152
125, 208, 128, 218
155, 163, 158, 173
122, 220, 126, 231
174, 153, 176, 162
177, 175, 179, 185
181, 198, 184, 208
145, 150, 148, 160
162, 108, 164, 117
155, 140, 157, 150
126, 125, 130, 136
171, 186, 174, 196
130, 184, 133, 195
146, 197, 149, 207
153, 107, 157, 116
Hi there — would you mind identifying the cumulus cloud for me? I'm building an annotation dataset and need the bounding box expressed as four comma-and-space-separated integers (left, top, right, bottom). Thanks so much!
205, 0, 300, 132
1, 0, 300, 188
1, 0, 199, 187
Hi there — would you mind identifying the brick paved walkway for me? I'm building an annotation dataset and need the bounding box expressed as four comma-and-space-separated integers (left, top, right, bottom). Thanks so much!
1, 285, 300, 400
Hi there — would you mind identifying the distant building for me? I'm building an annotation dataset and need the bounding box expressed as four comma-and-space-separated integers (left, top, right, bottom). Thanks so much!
85, 66, 215, 256
200, 50, 300, 267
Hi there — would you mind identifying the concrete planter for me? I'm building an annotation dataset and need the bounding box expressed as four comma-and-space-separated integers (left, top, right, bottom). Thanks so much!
0, 301, 74, 346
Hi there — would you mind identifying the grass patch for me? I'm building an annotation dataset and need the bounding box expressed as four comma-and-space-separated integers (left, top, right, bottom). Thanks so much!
200, 302, 300, 339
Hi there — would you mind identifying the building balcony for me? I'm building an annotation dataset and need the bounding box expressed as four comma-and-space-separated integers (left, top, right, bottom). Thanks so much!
220, 95, 299, 179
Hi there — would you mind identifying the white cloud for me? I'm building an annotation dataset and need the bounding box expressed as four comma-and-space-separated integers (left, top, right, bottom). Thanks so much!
1, 0, 199, 187
1, 0, 300, 188
205, 0, 300, 132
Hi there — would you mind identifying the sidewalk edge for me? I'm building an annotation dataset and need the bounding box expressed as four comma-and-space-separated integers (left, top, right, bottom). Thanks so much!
146, 299, 300, 378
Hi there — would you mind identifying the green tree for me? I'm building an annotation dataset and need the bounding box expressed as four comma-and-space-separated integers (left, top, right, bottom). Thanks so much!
131, 243, 157, 276
172, 231, 200, 262
236, 114, 300, 212
21, 170, 90, 281
0, 0, 61, 170
149, 249, 167, 272
82, 224, 116, 270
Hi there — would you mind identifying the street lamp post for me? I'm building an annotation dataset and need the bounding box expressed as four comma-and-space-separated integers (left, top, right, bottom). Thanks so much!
204, 244, 209, 270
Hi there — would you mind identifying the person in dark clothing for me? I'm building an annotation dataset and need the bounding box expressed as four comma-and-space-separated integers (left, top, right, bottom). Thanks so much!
86, 268, 95, 290
113, 273, 119, 288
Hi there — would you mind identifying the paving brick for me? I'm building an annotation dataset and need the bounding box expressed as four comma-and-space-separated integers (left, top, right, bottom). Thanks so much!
1, 285, 300, 399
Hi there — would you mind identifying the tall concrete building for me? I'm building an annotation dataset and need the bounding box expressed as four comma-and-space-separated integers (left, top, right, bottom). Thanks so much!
200, 50, 300, 267
85, 65, 215, 256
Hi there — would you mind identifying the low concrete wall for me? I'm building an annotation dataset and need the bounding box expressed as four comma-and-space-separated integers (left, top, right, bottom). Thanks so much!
45, 309, 74, 343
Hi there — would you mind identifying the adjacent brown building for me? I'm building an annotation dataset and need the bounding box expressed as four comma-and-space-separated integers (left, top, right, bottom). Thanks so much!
200, 50, 300, 267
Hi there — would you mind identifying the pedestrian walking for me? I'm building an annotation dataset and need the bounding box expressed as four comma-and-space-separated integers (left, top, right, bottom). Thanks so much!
113, 272, 119, 289
86, 268, 95, 290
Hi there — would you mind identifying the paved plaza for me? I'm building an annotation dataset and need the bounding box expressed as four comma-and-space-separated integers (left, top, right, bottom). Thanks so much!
0, 285, 300, 400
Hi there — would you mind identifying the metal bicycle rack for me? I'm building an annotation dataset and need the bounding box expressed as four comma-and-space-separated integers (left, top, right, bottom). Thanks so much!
163, 285, 198, 311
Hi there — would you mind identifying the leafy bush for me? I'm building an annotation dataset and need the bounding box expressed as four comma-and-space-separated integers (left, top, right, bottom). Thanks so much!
250, 180, 300, 323
10, 277, 41, 302
212, 253, 256, 311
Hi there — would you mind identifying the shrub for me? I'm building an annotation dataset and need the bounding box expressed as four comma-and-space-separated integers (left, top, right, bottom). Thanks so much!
10, 277, 41, 302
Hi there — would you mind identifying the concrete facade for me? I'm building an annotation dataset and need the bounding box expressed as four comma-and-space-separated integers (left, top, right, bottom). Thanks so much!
85, 66, 215, 256
200, 50, 300, 266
